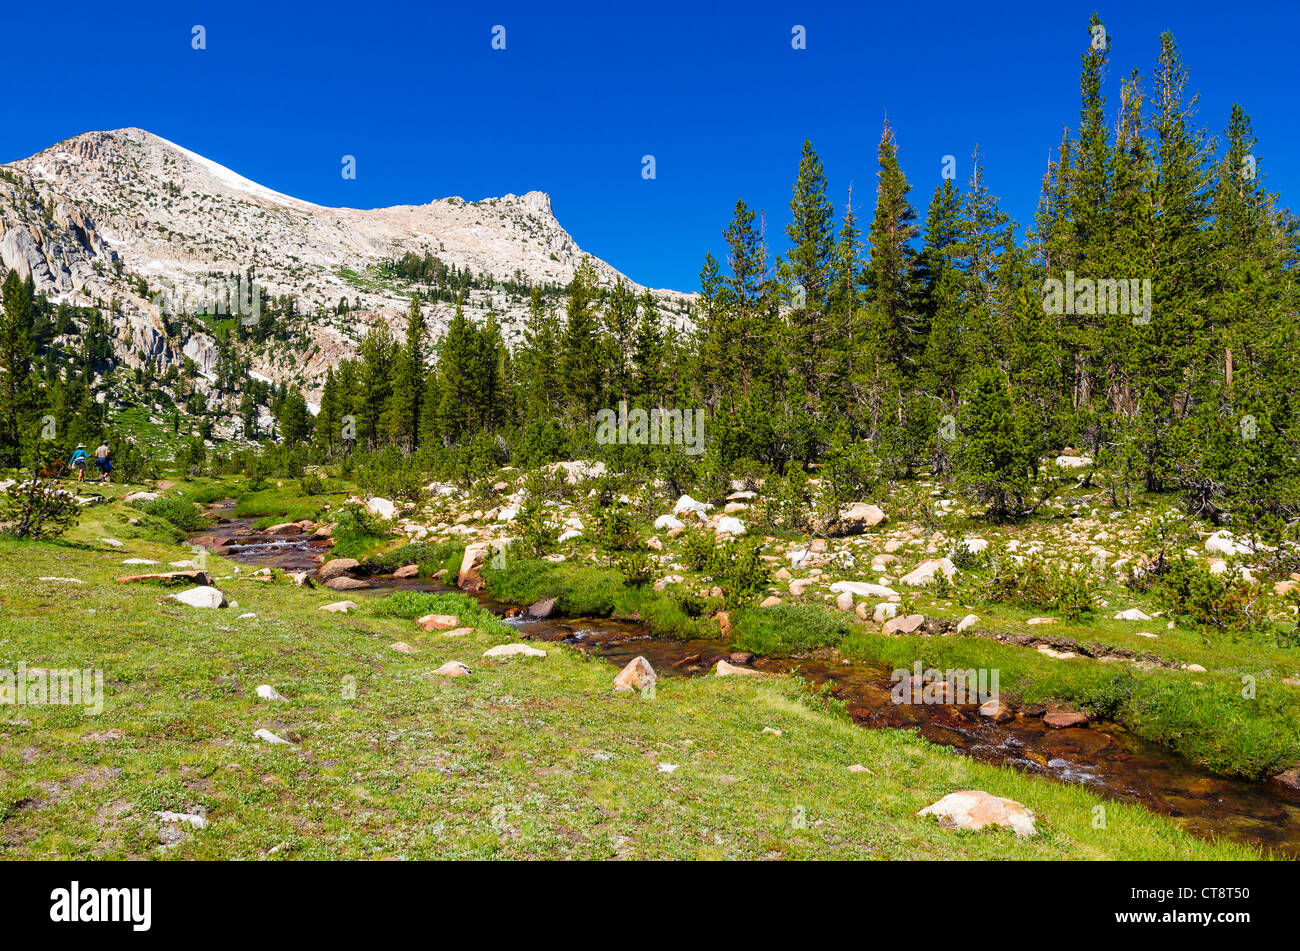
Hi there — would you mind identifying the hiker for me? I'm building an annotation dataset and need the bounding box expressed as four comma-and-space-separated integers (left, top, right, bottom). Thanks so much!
69, 444, 90, 484
94, 439, 112, 484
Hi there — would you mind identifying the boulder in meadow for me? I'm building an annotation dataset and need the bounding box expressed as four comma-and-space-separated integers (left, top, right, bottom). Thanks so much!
416, 614, 460, 632
918, 790, 1037, 837
882, 613, 925, 635
613, 656, 657, 693
171, 586, 227, 609
483, 643, 547, 659
831, 502, 886, 535
715, 659, 761, 677
900, 558, 956, 587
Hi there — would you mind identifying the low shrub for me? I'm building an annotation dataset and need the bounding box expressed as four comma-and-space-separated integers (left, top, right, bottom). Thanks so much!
709, 537, 771, 607
139, 496, 205, 532
731, 604, 857, 655
0, 481, 81, 540
512, 501, 561, 558
363, 540, 462, 577
370, 590, 507, 633
1153, 555, 1261, 633
330, 502, 393, 559
593, 506, 639, 555
679, 528, 716, 571
983, 557, 1098, 620
618, 548, 655, 587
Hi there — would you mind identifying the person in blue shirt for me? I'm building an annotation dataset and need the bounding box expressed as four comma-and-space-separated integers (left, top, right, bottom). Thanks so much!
69, 444, 90, 483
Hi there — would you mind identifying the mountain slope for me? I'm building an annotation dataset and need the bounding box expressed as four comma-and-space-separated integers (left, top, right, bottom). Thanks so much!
0, 128, 691, 402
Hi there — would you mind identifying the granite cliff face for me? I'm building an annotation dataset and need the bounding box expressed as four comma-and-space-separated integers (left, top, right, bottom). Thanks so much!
0, 128, 691, 401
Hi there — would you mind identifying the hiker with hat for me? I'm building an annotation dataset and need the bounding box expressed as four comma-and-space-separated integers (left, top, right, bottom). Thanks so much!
94, 439, 112, 484
69, 444, 90, 483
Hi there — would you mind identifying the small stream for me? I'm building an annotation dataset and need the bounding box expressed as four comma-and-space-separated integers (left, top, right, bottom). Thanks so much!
195, 508, 1300, 857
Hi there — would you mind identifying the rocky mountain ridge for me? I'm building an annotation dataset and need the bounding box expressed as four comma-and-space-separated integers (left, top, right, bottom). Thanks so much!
0, 128, 692, 404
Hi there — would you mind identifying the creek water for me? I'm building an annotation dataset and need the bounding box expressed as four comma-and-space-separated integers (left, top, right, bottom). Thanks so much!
195, 508, 1300, 857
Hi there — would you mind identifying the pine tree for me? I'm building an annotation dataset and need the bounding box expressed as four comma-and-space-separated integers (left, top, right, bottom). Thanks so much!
826, 190, 863, 426
722, 199, 782, 404
387, 295, 426, 451
630, 289, 666, 406
474, 313, 507, 432
916, 179, 966, 406
1138, 31, 1215, 491
694, 251, 730, 414
355, 324, 396, 450
860, 120, 919, 438
0, 271, 36, 465
785, 140, 836, 406
954, 149, 1013, 372
314, 366, 338, 451
558, 256, 604, 419
418, 368, 443, 448
519, 287, 561, 419
956, 367, 1036, 522
601, 277, 637, 403
276, 387, 311, 445
437, 302, 479, 441
863, 119, 920, 373
240, 391, 261, 441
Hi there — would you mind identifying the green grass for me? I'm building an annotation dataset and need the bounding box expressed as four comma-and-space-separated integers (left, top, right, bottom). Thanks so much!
0, 497, 1258, 859
106, 407, 191, 460
178, 482, 234, 506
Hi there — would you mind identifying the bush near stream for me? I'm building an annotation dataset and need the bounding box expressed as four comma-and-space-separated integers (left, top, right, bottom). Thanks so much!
483, 557, 701, 639
138, 496, 206, 532
978, 557, 1099, 621
328, 501, 393, 559
181, 483, 233, 506
362, 540, 463, 579
731, 605, 858, 656
369, 590, 508, 633
677, 530, 770, 607
233, 486, 334, 526
1150, 555, 1263, 634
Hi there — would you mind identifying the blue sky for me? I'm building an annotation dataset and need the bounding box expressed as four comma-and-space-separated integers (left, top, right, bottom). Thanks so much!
3, 0, 1296, 292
